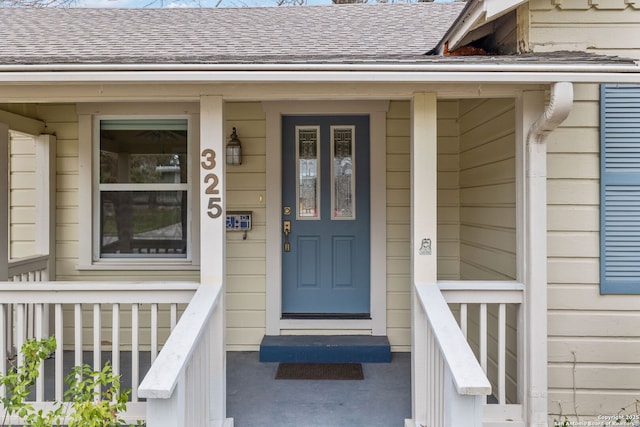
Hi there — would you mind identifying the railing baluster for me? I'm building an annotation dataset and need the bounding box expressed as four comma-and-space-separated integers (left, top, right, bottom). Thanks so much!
0, 304, 6, 399
132, 303, 139, 402
437, 343, 444, 427
480, 303, 487, 374
426, 324, 436, 427
170, 303, 177, 331
94, 304, 102, 394
55, 304, 63, 401
43, 303, 50, 340
460, 303, 468, 338
151, 303, 158, 363
27, 303, 34, 340
498, 303, 506, 404
16, 303, 25, 367
6, 303, 13, 359
35, 303, 44, 402
74, 303, 83, 368
112, 303, 120, 378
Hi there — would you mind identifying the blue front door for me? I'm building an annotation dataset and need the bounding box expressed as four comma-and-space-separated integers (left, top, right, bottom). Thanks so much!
282, 115, 371, 316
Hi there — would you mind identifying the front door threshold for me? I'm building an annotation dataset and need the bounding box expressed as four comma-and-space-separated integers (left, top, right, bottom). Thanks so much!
259, 335, 391, 363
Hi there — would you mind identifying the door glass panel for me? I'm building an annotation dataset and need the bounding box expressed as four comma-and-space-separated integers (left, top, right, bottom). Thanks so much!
296, 126, 320, 219
331, 126, 355, 219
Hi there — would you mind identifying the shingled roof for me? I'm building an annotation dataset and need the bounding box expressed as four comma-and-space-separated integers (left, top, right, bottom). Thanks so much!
0, 3, 465, 65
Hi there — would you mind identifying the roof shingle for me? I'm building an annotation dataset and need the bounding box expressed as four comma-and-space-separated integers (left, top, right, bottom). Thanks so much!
0, 3, 465, 65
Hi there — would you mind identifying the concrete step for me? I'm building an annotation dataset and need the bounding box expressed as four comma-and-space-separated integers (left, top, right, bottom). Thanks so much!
259, 335, 391, 363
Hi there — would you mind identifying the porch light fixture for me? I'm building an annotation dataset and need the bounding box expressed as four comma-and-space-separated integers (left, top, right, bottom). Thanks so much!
226, 127, 242, 165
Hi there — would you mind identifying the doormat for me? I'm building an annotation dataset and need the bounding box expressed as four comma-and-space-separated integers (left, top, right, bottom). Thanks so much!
275, 363, 364, 380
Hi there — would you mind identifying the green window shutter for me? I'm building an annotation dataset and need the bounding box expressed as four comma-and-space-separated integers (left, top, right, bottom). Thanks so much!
601, 84, 640, 294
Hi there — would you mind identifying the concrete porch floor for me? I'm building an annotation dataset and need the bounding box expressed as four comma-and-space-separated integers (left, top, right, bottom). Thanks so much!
28, 350, 410, 426
227, 351, 411, 427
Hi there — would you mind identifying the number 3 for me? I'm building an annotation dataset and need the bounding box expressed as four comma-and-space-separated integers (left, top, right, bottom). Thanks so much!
201, 149, 216, 170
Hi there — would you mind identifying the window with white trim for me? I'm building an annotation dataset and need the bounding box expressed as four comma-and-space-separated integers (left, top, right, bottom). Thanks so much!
600, 84, 640, 294
96, 118, 190, 260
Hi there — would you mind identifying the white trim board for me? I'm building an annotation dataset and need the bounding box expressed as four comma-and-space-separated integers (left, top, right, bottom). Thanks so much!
263, 100, 389, 336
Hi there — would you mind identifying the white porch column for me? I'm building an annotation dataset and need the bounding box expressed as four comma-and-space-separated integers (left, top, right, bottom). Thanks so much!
0, 123, 8, 281
518, 90, 549, 427
35, 134, 56, 280
199, 95, 227, 424
410, 92, 438, 424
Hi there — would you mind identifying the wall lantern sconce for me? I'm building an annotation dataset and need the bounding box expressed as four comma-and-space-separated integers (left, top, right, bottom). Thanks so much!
226, 127, 242, 165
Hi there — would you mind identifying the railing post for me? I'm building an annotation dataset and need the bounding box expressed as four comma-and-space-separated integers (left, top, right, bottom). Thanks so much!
444, 369, 483, 427
146, 377, 185, 427
0, 123, 8, 281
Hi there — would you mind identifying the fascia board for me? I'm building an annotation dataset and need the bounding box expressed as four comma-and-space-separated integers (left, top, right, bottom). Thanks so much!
0, 68, 639, 84
485, 0, 528, 20
446, 3, 486, 52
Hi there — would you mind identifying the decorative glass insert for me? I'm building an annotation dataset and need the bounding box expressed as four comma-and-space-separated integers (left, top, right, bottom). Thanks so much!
296, 126, 320, 219
98, 119, 189, 259
331, 126, 355, 219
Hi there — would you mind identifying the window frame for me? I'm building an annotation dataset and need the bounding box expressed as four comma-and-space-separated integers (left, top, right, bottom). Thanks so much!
76, 103, 200, 271
93, 116, 192, 261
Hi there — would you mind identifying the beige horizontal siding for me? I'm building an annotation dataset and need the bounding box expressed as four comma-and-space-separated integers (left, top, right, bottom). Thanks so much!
547, 83, 640, 421
459, 98, 516, 280
529, 0, 640, 59
386, 101, 411, 351
9, 131, 36, 259
224, 102, 267, 351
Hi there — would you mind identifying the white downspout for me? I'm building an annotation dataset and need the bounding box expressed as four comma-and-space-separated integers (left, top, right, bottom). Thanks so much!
524, 81, 573, 426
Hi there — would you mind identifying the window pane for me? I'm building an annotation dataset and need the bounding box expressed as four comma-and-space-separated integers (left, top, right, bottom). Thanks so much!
100, 119, 188, 184
332, 126, 355, 219
100, 191, 187, 257
297, 127, 320, 219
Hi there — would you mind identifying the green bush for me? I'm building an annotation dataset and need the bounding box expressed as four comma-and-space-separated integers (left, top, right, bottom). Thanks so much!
0, 337, 143, 427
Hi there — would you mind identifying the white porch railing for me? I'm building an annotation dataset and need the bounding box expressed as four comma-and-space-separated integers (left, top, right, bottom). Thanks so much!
0, 281, 197, 425
409, 282, 491, 427
8, 255, 50, 282
139, 283, 232, 427
4, 255, 51, 358
440, 281, 525, 427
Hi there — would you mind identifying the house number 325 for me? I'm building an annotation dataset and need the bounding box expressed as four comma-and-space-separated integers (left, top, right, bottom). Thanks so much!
201, 148, 222, 219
